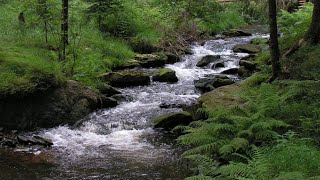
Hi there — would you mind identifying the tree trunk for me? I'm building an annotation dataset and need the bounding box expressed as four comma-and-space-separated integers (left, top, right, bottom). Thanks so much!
268, 0, 281, 81
61, 0, 68, 60
304, 0, 320, 44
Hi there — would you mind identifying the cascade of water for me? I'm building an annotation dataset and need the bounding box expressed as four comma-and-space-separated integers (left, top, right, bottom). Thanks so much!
6, 35, 267, 179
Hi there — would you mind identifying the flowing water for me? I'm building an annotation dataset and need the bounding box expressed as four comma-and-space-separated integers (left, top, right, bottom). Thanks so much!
0, 35, 265, 180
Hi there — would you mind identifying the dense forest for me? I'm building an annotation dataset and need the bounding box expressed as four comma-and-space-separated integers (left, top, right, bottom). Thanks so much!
1, 0, 320, 179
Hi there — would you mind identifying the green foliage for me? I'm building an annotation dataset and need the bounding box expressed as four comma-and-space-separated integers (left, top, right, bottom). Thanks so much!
0, 43, 63, 95
278, 4, 313, 50
217, 133, 320, 179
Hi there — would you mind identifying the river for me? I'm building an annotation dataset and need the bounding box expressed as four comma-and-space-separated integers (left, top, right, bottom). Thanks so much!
0, 35, 264, 180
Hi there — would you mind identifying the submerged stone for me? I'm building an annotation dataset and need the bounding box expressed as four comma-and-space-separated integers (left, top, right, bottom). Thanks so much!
153, 111, 193, 130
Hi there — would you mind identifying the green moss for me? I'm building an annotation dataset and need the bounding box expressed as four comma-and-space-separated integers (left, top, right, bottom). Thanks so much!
0, 43, 63, 95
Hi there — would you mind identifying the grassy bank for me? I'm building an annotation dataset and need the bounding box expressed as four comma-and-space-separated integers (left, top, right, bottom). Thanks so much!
0, 0, 249, 95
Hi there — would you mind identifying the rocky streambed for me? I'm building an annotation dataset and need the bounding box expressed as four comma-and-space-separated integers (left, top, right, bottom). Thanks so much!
0, 31, 267, 179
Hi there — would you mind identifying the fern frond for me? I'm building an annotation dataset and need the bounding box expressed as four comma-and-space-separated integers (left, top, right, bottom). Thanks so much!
181, 141, 226, 156
178, 133, 216, 146
185, 175, 215, 180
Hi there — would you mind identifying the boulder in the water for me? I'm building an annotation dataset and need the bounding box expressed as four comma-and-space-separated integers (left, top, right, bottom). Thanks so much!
239, 60, 257, 71
165, 52, 181, 64
222, 29, 252, 37
100, 70, 150, 87
134, 54, 167, 68
111, 94, 134, 102
100, 96, 118, 108
152, 68, 178, 83
212, 61, 225, 69
197, 55, 221, 67
195, 75, 235, 93
160, 103, 185, 109
182, 103, 208, 121
153, 111, 193, 130
232, 44, 261, 54
221, 68, 239, 75
98, 84, 121, 97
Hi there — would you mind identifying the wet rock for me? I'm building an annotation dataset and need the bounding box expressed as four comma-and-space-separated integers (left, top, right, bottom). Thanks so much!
222, 29, 252, 37
134, 54, 167, 68
33, 136, 53, 147
111, 94, 134, 102
98, 84, 121, 97
152, 68, 178, 83
182, 103, 208, 121
165, 52, 181, 64
221, 68, 239, 75
194, 76, 235, 93
113, 60, 141, 70
238, 66, 252, 77
232, 44, 261, 54
0, 80, 102, 130
240, 54, 256, 61
100, 96, 118, 108
1, 138, 17, 148
196, 55, 221, 67
153, 111, 193, 130
159, 103, 185, 109
239, 60, 257, 71
100, 70, 150, 87
212, 61, 225, 69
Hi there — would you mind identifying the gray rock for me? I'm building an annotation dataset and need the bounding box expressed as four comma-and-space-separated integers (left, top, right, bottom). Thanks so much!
101, 96, 118, 108
212, 61, 225, 69
222, 29, 252, 37
153, 111, 193, 130
221, 68, 239, 75
233, 44, 261, 54
194, 76, 235, 93
0, 80, 102, 130
182, 103, 208, 121
197, 55, 221, 67
113, 60, 141, 70
111, 94, 134, 102
153, 68, 178, 83
100, 70, 150, 87
98, 84, 121, 97
165, 53, 181, 64
239, 60, 257, 71
134, 54, 167, 68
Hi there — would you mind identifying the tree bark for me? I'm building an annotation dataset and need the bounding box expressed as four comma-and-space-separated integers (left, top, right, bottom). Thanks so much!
304, 0, 320, 44
61, 0, 68, 60
268, 0, 281, 81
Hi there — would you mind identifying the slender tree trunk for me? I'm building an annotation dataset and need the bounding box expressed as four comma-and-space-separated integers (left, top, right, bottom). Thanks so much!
304, 0, 320, 44
268, 0, 281, 82
61, 0, 68, 60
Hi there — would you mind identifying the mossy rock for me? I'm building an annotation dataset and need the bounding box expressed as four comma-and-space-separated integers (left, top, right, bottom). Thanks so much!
152, 68, 178, 83
153, 111, 193, 130
113, 60, 141, 70
194, 75, 235, 93
198, 84, 243, 112
232, 44, 261, 54
221, 68, 239, 75
239, 60, 257, 71
222, 29, 252, 37
197, 55, 221, 67
98, 84, 121, 97
100, 70, 150, 87
134, 54, 167, 68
